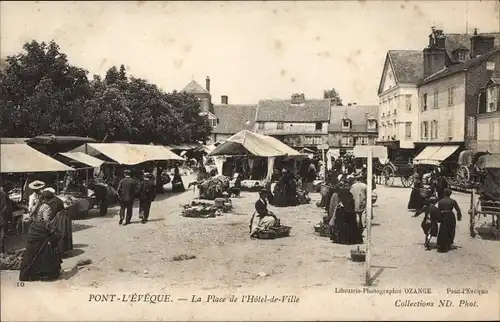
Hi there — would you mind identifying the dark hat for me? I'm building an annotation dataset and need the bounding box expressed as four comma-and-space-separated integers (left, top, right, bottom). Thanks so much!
124, 169, 131, 175
259, 188, 267, 194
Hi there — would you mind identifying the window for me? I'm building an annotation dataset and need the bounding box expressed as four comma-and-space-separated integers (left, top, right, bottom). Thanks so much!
421, 121, 428, 139
355, 137, 368, 145
467, 116, 476, 138
342, 119, 351, 129
405, 122, 412, 138
405, 95, 412, 111
210, 118, 217, 127
447, 119, 452, 138
341, 137, 353, 146
315, 122, 322, 131
457, 51, 467, 61
433, 89, 439, 109
421, 93, 428, 111
304, 136, 323, 145
489, 123, 495, 141
487, 86, 499, 112
430, 120, 438, 139
367, 120, 377, 130
258, 122, 264, 130
277, 122, 284, 130
448, 87, 455, 106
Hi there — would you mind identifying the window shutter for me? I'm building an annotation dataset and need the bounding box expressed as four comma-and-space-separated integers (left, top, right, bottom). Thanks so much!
478, 91, 487, 114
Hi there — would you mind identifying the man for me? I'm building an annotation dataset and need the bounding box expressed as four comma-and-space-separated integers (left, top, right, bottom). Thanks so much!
89, 180, 108, 217
117, 170, 137, 225
249, 189, 279, 238
350, 176, 368, 230
137, 173, 156, 224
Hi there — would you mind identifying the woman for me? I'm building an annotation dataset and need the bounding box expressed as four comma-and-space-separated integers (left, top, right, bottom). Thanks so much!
330, 184, 363, 245
249, 189, 279, 238
50, 196, 75, 256
408, 174, 425, 216
42, 188, 64, 221
171, 167, 185, 193
19, 190, 63, 281
421, 196, 440, 250
437, 188, 462, 253
273, 169, 288, 207
28, 180, 46, 214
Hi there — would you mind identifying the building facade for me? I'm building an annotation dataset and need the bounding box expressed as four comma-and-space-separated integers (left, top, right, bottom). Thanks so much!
475, 76, 500, 153
180, 77, 218, 128
328, 105, 378, 154
377, 50, 423, 159
253, 94, 331, 149
417, 28, 500, 156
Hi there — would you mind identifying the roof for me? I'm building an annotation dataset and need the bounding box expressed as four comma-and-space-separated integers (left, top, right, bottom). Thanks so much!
328, 105, 379, 132
489, 77, 500, 85
207, 130, 304, 157
70, 143, 183, 165
255, 99, 330, 122
1, 144, 75, 173
377, 50, 423, 94
444, 32, 500, 61
420, 47, 500, 85
212, 104, 257, 134
165, 143, 202, 150
0, 138, 29, 144
181, 80, 209, 94
388, 50, 424, 84
59, 152, 106, 168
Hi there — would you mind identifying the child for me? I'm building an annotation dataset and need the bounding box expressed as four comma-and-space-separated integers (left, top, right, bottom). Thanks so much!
421, 196, 440, 250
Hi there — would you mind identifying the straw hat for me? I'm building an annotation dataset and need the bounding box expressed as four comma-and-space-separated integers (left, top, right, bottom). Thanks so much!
28, 180, 46, 190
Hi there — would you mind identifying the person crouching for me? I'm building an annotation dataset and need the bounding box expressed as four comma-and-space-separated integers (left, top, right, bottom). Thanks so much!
249, 189, 279, 238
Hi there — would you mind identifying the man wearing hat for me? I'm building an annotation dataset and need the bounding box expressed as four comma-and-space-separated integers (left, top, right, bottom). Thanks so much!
117, 170, 138, 225
349, 175, 367, 231
137, 173, 156, 224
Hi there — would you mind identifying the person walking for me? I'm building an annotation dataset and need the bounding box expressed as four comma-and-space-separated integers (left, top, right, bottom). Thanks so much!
436, 188, 462, 253
138, 173, 156, 224
117, 170, 137, 225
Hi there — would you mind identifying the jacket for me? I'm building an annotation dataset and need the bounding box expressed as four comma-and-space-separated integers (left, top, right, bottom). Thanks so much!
138, 179, 156, 202
117, 177, 137, 202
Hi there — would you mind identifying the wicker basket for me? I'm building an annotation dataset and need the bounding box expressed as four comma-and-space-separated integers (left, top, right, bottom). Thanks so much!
257, 230, 278, 239
270, 225, 292, 237
350, 247, 366, 262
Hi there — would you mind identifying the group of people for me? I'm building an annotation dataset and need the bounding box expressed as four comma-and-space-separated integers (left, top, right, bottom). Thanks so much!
0, 180, 75, 281
408, 169, 462, 253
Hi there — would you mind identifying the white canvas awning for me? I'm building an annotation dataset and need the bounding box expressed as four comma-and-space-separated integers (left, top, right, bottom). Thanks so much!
207, 130, 304, 157
1, 144, 75, 173
70, 143, 184, 165
59, 152, 106, 168
413, 146, 441, 165
426, 145, 460, 165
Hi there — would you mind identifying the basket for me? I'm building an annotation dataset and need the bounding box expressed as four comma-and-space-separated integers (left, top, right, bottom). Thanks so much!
257, 230, 278, 239
420, 187, 432, 199
314, 223, 322, 233
350, 247, 366, 262
270, 225, 292, 238
320, 184, 331, 197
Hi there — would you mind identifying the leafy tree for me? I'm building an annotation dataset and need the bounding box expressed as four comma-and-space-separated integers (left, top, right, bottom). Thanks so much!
323, 88, 343, 106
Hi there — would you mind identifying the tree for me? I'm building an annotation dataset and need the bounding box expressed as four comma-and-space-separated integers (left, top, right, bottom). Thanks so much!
323, 88, 343, 106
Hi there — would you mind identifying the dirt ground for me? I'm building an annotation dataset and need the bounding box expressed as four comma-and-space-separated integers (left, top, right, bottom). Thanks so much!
2, 175, 500, 320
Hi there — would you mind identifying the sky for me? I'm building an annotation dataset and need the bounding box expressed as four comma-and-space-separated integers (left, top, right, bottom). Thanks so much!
1, 1, 499, 105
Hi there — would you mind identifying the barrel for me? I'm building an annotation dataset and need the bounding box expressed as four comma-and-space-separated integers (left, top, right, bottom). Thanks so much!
320, 184, 331, 197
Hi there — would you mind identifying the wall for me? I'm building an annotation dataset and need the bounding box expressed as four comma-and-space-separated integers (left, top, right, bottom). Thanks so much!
328, 132, 378, 148
254, 121, 329, 134
465, 51, 499, 145
417, 72, 466, 143
378, 85, 419, 148
476, 111, 500, 153
209, 133, 233, 144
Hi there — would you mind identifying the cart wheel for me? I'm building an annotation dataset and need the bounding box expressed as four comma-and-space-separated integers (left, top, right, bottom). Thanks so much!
382, 166, 395, 187
401, 175, 414, 188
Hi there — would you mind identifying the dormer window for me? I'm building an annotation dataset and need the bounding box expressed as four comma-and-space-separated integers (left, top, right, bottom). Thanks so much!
367, 119, 377, 130
342, 119, 352, 130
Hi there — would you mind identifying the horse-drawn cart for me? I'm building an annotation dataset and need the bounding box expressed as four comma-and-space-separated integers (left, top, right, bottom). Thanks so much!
382, 161, 415, 187
469, 154, 500, 239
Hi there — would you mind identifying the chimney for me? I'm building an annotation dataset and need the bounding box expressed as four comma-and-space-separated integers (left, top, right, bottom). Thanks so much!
470, 29, 495, 59
206, 76, 210, 92
221, 95, 228, 104
291, 93, 305, 104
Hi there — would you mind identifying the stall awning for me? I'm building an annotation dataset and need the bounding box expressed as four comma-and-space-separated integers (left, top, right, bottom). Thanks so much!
70, 143, 184, 165
59, 152, 106, 168
413, 146, 442, 165
426, 145, 460, 165
1, 144, 75, 173
207, 130, 304, 157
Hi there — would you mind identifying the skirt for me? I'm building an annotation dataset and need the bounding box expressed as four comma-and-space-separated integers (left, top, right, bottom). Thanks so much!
50, 213, 73, 253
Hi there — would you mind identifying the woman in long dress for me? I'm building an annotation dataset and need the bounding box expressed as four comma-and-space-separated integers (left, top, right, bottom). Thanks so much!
408, 175, 425, 216
51, 196, 75, 256
171, 167, 185, 193
437, 188, 462, 253
19, 190, 63, 281
330, 185, 363, 244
